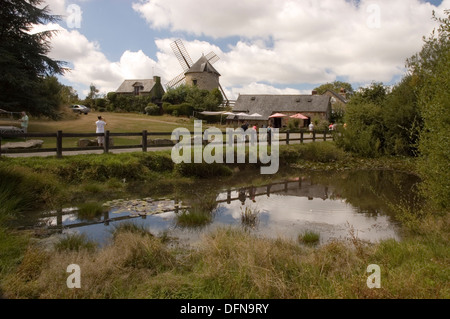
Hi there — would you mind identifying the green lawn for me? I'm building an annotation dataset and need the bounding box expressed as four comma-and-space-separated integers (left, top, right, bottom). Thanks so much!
2, 112, 202, 148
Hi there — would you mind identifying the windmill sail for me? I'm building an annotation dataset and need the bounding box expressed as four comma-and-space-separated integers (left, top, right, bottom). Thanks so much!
205, 51, 220, 64
165, 71, 186, 89
171, 39, 193, 71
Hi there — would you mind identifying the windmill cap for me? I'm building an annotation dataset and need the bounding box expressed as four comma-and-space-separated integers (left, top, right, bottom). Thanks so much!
185, 55, 221, 76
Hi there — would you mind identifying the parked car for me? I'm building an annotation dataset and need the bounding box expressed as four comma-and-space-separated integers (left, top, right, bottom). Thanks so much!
71, 105, 90, 115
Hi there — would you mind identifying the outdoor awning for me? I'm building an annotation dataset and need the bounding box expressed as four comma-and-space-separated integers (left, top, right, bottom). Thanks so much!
269, 113, 287, 118
249, 113, 263, 117
199, 111, 228, 116
290, 113, 308, 119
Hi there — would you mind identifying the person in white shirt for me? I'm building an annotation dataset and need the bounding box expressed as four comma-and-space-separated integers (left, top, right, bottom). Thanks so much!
308, 122, 314, 136
95, 116, 107, 147
19, 111, 29, 133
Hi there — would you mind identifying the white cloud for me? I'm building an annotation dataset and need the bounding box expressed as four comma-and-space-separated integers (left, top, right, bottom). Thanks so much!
37, 0, 448, 99
40, 24, 160, 96
134, 0, 446, 87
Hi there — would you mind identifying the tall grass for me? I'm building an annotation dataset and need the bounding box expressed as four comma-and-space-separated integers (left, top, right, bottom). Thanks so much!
77, 202, 105, 220
298, 230, 320, 245
2, 214, 448, 299
54, 233, 97, 253
240, 206, 259, 229
0, 166, 62, 224
175, 209, 213, 228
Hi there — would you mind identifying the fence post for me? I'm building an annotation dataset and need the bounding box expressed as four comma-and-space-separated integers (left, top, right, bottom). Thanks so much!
104, 130, 110, 153
0, 136, 2, 157
56, 130, 63, 158
300, 131, 304, 144
142, 130, 148, 152
313, 131, 316, 142
324, 129, 327, 141
286, 130, 290, 145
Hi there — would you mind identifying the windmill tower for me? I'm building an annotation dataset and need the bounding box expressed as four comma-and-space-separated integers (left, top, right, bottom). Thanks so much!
165, 39, 229, 105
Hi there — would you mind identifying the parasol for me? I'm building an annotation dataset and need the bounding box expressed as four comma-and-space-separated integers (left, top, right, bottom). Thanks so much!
268, 113, 287, 118
289, 113, 308, 119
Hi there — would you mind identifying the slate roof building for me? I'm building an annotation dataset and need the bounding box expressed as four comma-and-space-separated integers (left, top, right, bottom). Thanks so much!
228, 93, 332, 128
322, 88, 348, 106
115, 76, 165, 104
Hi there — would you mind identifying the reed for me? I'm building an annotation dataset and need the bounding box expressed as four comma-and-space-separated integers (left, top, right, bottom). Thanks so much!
240, 206, 260, 228
298, 230, 320, 245
77, 202, 105, 220
54, 233, 97, 253
175, 209, 213, 228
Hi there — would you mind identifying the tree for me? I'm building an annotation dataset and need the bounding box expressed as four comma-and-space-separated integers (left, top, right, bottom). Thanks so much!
162, 85, 190, 105
0, 0, 66, 116
86, 83, 99, 100
314, 81, 354, 97
59, 84, 79, 105
162, 84, 223, 113
407, 10, 450, 210
351, 82, 388, 106
383, 75, 421, 156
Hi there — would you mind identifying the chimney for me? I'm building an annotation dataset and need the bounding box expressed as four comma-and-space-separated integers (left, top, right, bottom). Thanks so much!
312, 90, 318, 95
153, 75, 161, 84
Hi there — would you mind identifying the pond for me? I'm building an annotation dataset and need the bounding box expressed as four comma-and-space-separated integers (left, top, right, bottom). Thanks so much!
19, 169, 422, 247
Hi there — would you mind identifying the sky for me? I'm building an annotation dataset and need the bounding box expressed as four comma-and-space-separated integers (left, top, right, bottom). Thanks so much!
37, 0, 448, 100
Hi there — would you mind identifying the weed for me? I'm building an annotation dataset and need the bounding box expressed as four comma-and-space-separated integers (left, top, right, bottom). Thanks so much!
111, 222, 153, 239
54, 233, 97, 253
175, 209, 213, 228
240, 206, 260, 229
77, 202, 105, 220
298, 230, 320, 245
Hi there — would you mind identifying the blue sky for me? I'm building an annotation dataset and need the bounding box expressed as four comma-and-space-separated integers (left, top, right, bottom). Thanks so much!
41, 0, 448, 99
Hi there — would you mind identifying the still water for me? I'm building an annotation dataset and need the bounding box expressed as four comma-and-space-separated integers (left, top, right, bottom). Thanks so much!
27, 169, 422, 247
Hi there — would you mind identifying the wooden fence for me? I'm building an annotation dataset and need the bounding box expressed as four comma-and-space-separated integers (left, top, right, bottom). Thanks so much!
0, 129, 335, 157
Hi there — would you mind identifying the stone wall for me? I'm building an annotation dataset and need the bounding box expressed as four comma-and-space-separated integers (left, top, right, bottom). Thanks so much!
185, 72, 219, 91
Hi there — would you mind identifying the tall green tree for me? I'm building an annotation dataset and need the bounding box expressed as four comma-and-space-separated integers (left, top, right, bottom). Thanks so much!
0, 0, 66, 116
407, 10, 450, 210
383, 75, 421, 156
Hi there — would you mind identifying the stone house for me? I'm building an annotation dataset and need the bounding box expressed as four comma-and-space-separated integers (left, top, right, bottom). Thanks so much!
228, 94, 332, 128
115, 76, 165, 105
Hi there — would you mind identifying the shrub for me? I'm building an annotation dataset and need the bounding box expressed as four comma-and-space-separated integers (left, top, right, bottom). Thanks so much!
136, 153, 174, 172
145, 103, 160, 115
175, 162, 232, 178
337, 102, 384, 158
278, 142, 345, 164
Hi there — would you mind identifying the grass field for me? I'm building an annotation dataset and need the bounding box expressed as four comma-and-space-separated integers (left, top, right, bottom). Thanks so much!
1, 111, 201, 148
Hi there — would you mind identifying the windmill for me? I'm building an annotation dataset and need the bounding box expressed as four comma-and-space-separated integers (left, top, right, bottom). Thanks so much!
165, 39, 229, 105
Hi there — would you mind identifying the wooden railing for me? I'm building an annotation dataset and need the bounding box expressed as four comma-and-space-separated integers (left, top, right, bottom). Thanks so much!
0, 129, 336, 157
